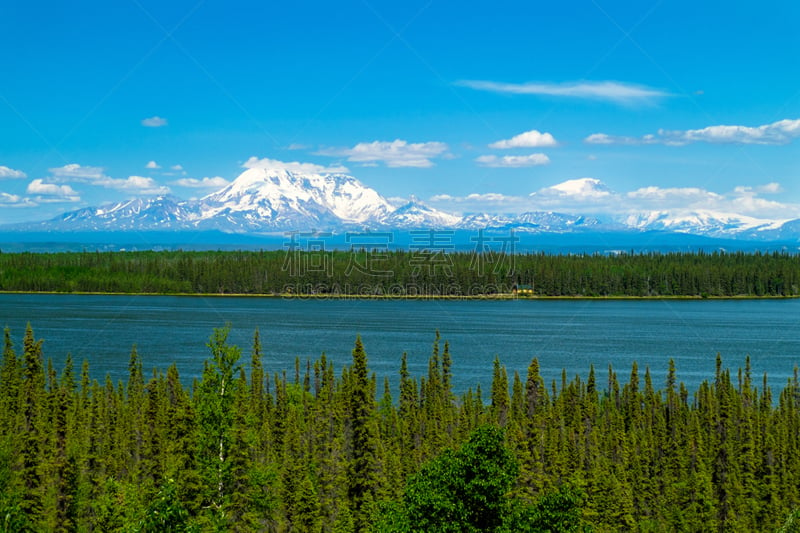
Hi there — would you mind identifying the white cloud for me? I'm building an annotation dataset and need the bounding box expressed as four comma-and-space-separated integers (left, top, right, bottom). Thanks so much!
142, 116, 168, 127
457, 80, 669, 105
665, 119, 800, 145
475, 154, 550, 167
0, 192, 31, 206
488, 130, 558, 149
429, 194, 454, 202
430, 180, 618, 214
318, 139, 449, 168
0, 165, 26, 179
386, 196, 410, 207
287, 143, 308, 150
0, 193, 36, 207
758, 182, 783, 194
584, 133, 614, 145
171, 164, 183, 171
49, 163, 106, 181
145, 161, 161, 169
584, 132, 659, 145
533, 178, 613, 201
0, 192, 21, 203
627, 186, 722, 207
96, 176, 170, 195
585, 133, 636, 145
26, 179, 80, 201
46, 164, 169, 195
431, 192, 523, 204
729, 194, 791, 217
587, 118, 800, 146
175, 177, 230, 189
243, 157, 349, 174
464, 193, 522, 203
623, 184, 800, 219
428, 192, 530, 214
726, 183, 793, 217
734, 182, 783, 196
26, 179, 77, 196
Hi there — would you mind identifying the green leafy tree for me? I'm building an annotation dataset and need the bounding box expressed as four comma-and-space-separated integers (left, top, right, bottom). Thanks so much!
511, 484, 589, 533
136, 478, 196, 533
194, 326, 242, 529
0, 500, 32, 533
778, 508, 800, 533
395, 426, 518, 532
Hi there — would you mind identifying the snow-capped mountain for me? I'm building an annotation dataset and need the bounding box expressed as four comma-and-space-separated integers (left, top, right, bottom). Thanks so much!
458, 211, 618, 233
21, 195, 196, 231
621, 210, 788, 237
513, 212, 610, 232
380, 197, 462, 228
749, 218, 800, 241
199, 168, 394, 231
6, 169, 800, 243
458, 213, 515, 229
14, 169, 398, 233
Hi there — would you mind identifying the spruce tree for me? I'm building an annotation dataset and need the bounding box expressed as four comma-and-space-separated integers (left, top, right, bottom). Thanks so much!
49, 376, 78, 533
250, 329, 264, 410
490, 356, 509, 426
0, 328, 19, 433
19, 324, 45, 523
347, 336, 376, 532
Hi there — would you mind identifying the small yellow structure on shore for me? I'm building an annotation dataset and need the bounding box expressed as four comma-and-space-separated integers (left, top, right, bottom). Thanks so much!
513, 284, 533, 296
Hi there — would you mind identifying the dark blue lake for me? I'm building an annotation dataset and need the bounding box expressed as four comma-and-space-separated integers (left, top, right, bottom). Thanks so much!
1, 294, 798, 396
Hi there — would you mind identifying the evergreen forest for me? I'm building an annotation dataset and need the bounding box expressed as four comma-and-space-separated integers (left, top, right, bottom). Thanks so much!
1, 324, 800, 531
0, 249, 798, 297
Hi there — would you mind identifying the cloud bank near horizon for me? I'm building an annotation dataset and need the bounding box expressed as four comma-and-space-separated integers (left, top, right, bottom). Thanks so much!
428, 178, 799, 220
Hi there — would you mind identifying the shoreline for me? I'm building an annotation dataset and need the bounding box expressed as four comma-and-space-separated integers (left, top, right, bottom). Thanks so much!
0, 290, 798, 301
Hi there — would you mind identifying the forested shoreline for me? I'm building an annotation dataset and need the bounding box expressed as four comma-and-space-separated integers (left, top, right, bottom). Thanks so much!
2, 325, 800, 531
0, 249, 798, 297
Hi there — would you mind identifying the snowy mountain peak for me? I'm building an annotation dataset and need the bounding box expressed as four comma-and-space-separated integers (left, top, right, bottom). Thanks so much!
381, 197, 462, 228
200, 167, 395, 229
38, 195, 194, 231
514, 211, 607, 231
94, 195, 183, 216
621, 209, 789, 236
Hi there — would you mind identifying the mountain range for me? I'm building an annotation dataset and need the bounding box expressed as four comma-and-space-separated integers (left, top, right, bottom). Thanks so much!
5, 168, 800, 244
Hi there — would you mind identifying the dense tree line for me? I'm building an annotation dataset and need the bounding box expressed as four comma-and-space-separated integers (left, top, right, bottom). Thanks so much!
1, 324, 800, 531
0, 249, 798, 297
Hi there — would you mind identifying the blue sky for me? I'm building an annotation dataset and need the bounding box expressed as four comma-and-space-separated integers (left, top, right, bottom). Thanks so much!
1, 0, 799, 223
